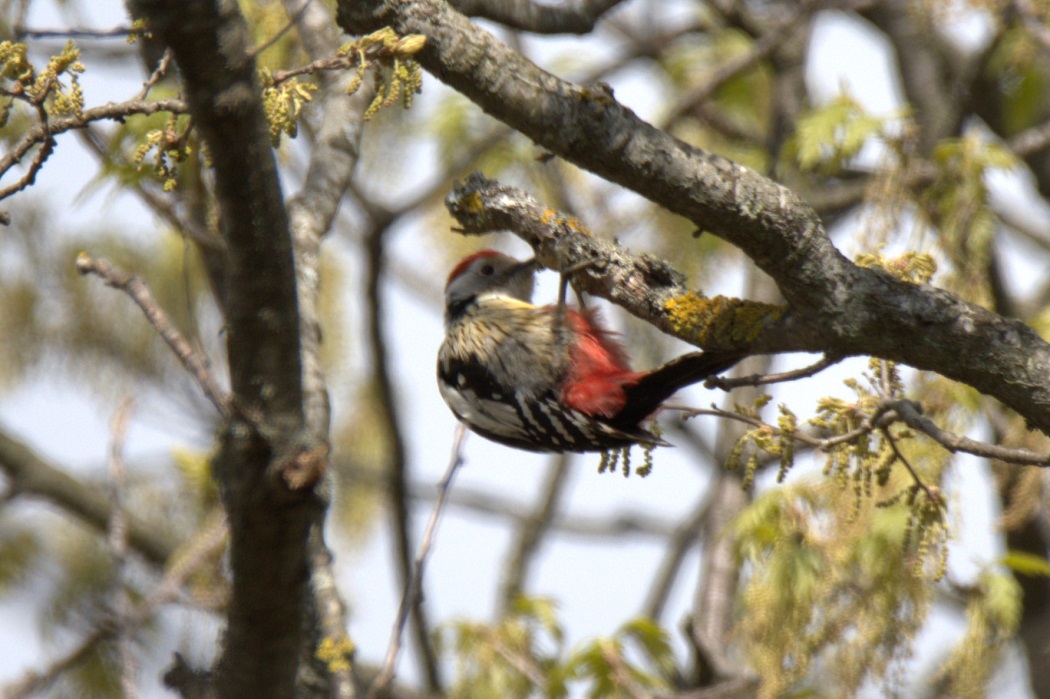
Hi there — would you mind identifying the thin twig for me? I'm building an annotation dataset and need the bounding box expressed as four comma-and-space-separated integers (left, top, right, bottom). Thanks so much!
0, 101, 54, 202
642, 496, 709, 622
658, 7, 805, 131
75, 254, 232, 418
268, 28, 421, 85
269, 53, 360, 84
134, 49, 175, 101
13, 25, 132, 39
881, 426, 943, 506
705, 354, 842, 390
0, 97, 189, 202
364, 214, 441, 689
681, 398, 1050, 466
681, 403, 894, 450
2, 510, 228, 699
368, 424, 467, 699
249, 0, 314, 59
108, 398, 138, 699
892, 399, 1050, 465
499, 452, 571, 612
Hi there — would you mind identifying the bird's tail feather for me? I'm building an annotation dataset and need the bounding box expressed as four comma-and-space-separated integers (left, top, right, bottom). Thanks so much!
612, 351, 744, 428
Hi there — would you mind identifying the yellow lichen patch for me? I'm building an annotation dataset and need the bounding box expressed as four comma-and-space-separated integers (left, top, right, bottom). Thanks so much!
664, 292, 785, 345
460, 191, 485, 216
538, 208, 591, 235
565, 216, 587, 233
316, 635, 355, 674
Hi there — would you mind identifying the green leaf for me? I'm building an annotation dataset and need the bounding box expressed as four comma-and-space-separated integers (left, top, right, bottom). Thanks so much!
787, 94, 891, 174
620, 617, 675, 678
1000, 550, 1050, 578
512, 595, 564, 645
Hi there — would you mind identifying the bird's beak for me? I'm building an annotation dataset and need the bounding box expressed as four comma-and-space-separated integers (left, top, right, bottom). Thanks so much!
511, 257, 541, 276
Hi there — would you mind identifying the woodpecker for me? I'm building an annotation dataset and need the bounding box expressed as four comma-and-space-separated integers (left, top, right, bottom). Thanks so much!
437, 250, 743, 453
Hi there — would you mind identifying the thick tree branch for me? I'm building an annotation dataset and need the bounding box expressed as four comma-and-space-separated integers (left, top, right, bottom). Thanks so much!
278, 1, 363, 695
283, 0, 367, 441
333, 0, 1050, 435
336, 0, 836, 309
706, 354, 842, 390
448, 0, 624, 34
445, 174, 1050, 436
126, 1, 315, 697
0, 425, 179, 566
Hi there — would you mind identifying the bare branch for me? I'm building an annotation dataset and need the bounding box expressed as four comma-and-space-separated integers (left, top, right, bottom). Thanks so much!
369, 425, 467, 699
364, 216, 442, 690
642, 497, 708, 622
705, 354, 842, 390
499, 453, 572, 612
0, 98, 189, 202
75, 254, 233, 418
0, 426, 179, 566
659, 7, 809, 130
107, 398, 139, 699
682, 399, 1050, 467
0, 101, 54, 202
893, 399, 1050, 465
14, 25, 132, 39
134, 49, 175, 101
3, 509, 228, 699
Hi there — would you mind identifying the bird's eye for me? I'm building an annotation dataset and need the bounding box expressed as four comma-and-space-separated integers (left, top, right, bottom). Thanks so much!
480, 264, 495, 276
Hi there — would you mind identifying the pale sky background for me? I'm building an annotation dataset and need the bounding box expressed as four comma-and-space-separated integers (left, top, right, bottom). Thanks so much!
0, 1, 1038, 697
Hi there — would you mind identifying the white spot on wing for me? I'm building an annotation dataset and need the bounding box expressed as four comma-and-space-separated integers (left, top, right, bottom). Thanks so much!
441, 383, 529, 441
